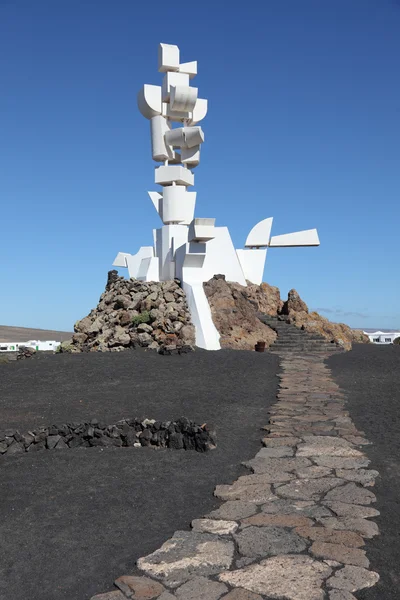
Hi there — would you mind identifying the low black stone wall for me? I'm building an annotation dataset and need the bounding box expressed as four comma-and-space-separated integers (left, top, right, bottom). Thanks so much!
0, 417, 216, 457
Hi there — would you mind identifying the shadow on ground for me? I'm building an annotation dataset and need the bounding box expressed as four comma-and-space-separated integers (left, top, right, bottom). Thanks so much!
328, 344, 400, 600
0, 348, 279, 600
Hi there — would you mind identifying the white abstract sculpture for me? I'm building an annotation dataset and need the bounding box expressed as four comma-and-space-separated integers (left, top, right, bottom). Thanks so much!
113, 43, 320, 350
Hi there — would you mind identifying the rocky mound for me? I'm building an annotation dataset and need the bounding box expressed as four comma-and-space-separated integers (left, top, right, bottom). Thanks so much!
204, 277, 369, 351
280, 289, 369, 350
203, 276, 279, 350
61, 271, 195, 354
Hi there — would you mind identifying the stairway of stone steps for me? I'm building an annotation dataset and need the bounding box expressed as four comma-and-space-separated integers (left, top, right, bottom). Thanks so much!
258, 313, 344, 354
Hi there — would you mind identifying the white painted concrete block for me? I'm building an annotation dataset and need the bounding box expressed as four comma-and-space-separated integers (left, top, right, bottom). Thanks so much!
155, 165, 194, 186
158, 43, 180, 72
188, 218, 216, 242
137, 85, 162, 119
162, 185, 189, 223
150, 115, 172, 161
162, 72, 190, 102
178, 61, 197, 78
170, 85, 198, 112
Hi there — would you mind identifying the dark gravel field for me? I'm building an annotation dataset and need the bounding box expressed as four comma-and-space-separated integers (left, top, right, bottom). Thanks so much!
0, 349, 279, 600
328, 344, 400, 600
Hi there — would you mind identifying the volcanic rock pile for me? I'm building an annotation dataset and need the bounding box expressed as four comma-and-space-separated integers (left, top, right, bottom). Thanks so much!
204, 277, 369, 351
63, 272, 195, 354
0, 417, 216, 456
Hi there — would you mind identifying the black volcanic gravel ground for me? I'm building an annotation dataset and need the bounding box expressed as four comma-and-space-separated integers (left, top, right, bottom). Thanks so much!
0, 349, 279, 600
328, 344, 400, 600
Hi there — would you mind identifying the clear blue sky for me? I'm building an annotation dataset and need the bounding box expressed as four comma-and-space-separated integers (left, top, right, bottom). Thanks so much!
1, 0, 399, 332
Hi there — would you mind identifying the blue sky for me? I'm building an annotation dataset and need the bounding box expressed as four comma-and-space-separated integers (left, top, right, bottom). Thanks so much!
1, 0, 399, 331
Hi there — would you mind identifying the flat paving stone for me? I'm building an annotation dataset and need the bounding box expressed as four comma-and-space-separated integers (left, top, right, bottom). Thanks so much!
324, 482, 376, 505
262, 436, 301, 447
312, 456, 370, 469
260, 498, 333, 518
296, 466, 333, 479
295, 526, 365, 548
219, 554, 332, 600
234, 526, 307, 558
323, 501, 380, 518
191, 519, 238, 535
335, 469, 379, 487
326, 565, 379, 592
276, 477, 345, 501
297, 437, 364, 459
242, 513, 313, 528
255, 446, 294, 458
137, 531, 234, 588
214, 482, 276, 504
243, 456, 312, 475
318, 517, 379, 538
206, 501, 258, 520
157, 594, 175, 600
309, 541, 369, 567
175, 576, 228, 600
235, 472, 295, 485
114, 575, 165, 599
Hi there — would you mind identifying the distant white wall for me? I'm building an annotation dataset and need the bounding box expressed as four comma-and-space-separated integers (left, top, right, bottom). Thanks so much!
0, 340, 61, 352
364, 331, 400, 344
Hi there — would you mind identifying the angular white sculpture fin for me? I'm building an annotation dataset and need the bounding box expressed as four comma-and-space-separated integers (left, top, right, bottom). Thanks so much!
112, 252, 130, 268
269, 228, 320, 247
178, 61, 198, 78
148, 191, 163, 217
245, 218, 273, 248
189, 98, 208, 125
137, 85, 162, 119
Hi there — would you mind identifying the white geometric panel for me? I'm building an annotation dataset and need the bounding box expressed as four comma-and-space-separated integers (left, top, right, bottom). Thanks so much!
158, 43, 180, 73
188, 218, 215, 242
178, 61, 197, 78
189, 98, 208, 125
181, 145, 200, 167
162, 72, 190, 102
150, 115, 172, 162
236, 248, 267, 285
148, 191, 163, 219
269, 228, 320, 247
245, 218, 273, 248
137, 85, 162, 120
112, 252, 130, 268
170, 85, 198, 112
155, 165, 194, 187
124, 247, 154, 279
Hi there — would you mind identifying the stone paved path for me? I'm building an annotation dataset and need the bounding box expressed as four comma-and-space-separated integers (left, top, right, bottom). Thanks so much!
91, 353, 380, 600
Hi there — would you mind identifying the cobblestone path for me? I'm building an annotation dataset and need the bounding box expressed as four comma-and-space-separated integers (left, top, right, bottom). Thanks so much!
91, 353, 380, 600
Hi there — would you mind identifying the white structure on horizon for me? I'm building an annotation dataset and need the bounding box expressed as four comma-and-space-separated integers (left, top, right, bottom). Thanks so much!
364, 331, 400, 344
0, 340, 61, 352
113, 43, 320, 350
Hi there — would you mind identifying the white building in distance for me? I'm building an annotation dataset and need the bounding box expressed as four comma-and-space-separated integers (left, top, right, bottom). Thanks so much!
0, 340, 61, 353
363, 331, 400, 345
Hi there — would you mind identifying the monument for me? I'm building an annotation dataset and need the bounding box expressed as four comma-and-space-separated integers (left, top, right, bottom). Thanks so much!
113, 43, 320, 350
